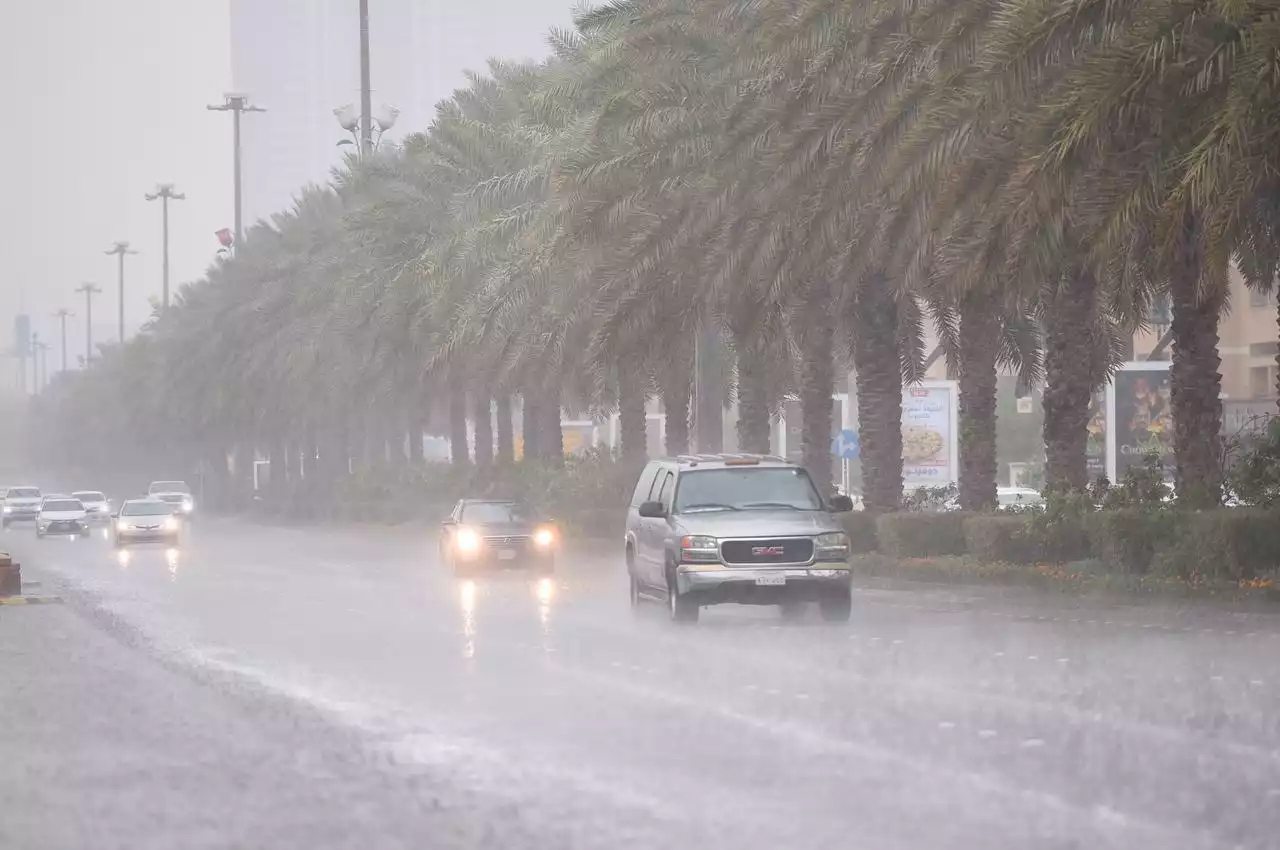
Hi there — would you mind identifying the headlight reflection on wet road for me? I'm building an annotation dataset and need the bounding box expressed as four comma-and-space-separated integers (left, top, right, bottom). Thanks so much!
165, 547, 181, 577
459, 580, 478, 659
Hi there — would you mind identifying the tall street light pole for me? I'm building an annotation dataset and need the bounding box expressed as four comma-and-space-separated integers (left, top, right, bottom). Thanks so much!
52, 308, 73, 373
207, 93, 265, 250
145, 183, 185, 311
104, 241, 137, 343
359, 0, 372, 157
75, 283, 102, 364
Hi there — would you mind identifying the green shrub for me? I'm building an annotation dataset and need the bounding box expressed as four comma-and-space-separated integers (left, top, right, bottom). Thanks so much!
1087, 509, 1178, 574
877, 511, 971, 558
964, 515, 1038, 564
838, 511, 880, 554
1150, 509, 1280, 582
1025, 490, 1095, 562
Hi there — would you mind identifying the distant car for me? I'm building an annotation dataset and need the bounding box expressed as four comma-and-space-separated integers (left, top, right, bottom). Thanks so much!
996, 487, 1044, 511
147, 481, 195, 517
625, 454, 855, 624
113, 499, 181, 547
37, 497, 90, 538
2, 486, 43, 527
72, 490, 112, 522
440, 499, 557, 577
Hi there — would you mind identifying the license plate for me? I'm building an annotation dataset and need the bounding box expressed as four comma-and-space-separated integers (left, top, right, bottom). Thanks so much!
755, 574, 786, 586
498, 549, 517, 561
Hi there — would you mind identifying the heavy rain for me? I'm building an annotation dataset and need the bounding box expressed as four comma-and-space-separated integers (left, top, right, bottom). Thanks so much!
1, 2, 1279, 849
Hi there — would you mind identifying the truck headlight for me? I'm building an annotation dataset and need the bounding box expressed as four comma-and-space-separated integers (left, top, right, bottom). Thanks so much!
814, 532, 850, 560
680, 535, 719, 563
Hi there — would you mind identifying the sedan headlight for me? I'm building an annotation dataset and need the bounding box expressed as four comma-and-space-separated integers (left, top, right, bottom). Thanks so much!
533, 526, 555, 548
680, 535, 719, 563
181, 498, 194, 512
3, 506, 11, 514
116, 520, 128, 533
814, 532, 850, 560
163, 516, 179, 531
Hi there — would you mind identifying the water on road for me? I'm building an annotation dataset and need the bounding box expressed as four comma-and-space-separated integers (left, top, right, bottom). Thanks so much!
2, 519, 1277, 849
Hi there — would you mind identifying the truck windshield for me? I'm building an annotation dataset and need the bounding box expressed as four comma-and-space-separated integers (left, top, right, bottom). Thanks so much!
673, 468, 824, 513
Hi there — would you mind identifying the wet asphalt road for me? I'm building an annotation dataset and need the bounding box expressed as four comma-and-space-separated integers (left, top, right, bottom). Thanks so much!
2, 518, 1278, 850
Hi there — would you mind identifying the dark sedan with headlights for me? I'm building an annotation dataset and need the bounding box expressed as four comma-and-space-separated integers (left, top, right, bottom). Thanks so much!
440, 499, 557, 577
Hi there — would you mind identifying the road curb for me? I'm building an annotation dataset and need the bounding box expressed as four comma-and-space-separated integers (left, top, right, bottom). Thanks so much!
0, 595, 63, 606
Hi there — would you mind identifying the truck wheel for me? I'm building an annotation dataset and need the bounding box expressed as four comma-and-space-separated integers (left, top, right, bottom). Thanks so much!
819, 588, 852, 623
666, 567, 699, 624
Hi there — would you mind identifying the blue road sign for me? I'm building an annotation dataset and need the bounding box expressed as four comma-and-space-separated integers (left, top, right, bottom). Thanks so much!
831, 429, 860, 459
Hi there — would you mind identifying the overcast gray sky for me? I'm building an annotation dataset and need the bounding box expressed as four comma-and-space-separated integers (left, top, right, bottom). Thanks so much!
0, 0, 575, 383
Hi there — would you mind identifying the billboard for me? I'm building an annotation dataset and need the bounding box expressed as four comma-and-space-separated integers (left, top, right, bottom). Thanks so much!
1086, 387, 1107, 481
1106, 362, 1174, 482
902, 381, 959, 488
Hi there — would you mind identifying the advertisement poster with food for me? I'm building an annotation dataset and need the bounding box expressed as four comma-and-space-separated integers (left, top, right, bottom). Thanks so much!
1110, 366, 1174, 481
901, 384, 956, 487
1086, 387, 1106, 480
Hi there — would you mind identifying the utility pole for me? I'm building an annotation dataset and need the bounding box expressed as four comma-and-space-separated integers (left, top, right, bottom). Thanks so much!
36, 341, 48, 391
52, 308, 73, 372
104, 242, 137, 343
207, 93, 265, 249
359, 0, 372, 158
75, 283, 102, 364
145, 183, 185, 311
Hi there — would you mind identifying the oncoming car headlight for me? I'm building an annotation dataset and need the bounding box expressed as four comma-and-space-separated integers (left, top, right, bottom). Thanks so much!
181, 498, 194, 512
533, 526, 555, 548
163, 516, 179, 531
116, 520, 128, 533
814, 532, 850, 561
3, 506, 11, 514
680, 535, 719, 563
455, 526, 481, 554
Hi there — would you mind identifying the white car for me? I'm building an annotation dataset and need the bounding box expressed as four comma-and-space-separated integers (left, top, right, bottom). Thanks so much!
114, 499, 182, 547
996, 487, 1045, 511
72, 490, 112, 522
3, 486, 43, 527
37, 496, 90, 538
147, 481, 195, 518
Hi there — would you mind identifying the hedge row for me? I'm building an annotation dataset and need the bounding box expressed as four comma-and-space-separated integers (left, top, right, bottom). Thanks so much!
839, 508, 1280, 582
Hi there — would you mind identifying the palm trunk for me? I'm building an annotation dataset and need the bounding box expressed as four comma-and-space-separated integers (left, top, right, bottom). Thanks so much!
448, 371, 470, 467
1041, 266, 1098, 493
661, 370, 691, 456
852, 272, 903, 512
1169, 212, 1223, 507
496, 395, 515, 464
522, 394, 543, 462
800, 285, 835, 491
619, 371, 648, 466
694, 323, 724, 452
407, 413, 424, 464
735, 342, 772, 453
957, 293, 999, 511
473, 393, 493, 468
544, 384, 563, 467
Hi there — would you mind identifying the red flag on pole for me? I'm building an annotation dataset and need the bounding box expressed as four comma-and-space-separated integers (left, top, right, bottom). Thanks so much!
215, 228, 233, 248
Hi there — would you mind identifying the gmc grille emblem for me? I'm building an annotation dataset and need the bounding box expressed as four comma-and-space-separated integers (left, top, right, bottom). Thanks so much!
752, 545, 785, 557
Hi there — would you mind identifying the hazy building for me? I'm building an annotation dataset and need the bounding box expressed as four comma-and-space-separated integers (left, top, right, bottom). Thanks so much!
228, 0, 576, 228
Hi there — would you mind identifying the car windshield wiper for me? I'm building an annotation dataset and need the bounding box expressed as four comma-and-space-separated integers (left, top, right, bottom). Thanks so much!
740, 502, 813, 510
679, 503, 740, 512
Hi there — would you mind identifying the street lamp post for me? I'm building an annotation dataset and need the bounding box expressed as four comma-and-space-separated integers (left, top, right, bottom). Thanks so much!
30, 332, 39, 393
334, 3, 399, 161
145, 183, 185, 311
75, 283, 102, 364
52, 308, 73, 373
207, 93, 265, 250
104, 242, 137, 343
